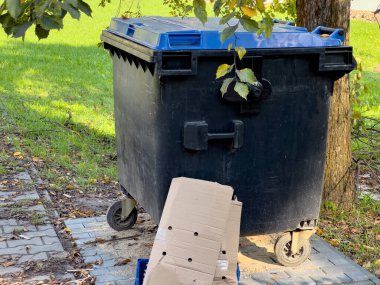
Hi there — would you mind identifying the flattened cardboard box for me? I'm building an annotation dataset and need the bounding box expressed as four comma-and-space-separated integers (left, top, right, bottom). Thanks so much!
144, 177, 234, 285
214, 200, 242, 284
158, 177, 234, 240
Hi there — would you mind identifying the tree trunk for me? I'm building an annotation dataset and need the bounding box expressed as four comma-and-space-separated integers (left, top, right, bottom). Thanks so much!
296, 0, 355, 210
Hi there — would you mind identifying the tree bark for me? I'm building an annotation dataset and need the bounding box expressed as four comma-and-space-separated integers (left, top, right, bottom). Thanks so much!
296, 0, 354, 210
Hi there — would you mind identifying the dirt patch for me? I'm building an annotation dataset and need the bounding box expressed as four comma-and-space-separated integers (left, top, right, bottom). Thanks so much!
374, 65, 380, 72
351, 10, 380, 23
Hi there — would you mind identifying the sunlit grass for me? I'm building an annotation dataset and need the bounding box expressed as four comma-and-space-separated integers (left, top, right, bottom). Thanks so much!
350, 20, 380, 118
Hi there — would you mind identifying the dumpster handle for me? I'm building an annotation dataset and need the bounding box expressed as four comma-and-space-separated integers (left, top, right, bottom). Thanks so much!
183, 120, 244, 151
311, 26, 344, 43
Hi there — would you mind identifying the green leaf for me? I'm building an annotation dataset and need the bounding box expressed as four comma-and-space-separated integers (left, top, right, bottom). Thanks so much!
236, 68, 257, 84
6, 0, 21, 19
0, 13, 15, 35
262, 17, 273, 38
220, 24, 238, 43
12, 21, 32, 38
220, 77, 234, 97
65, 0, 78, 7
256, 0, 265, 12
219, 12, 236, 25
213, 0, 223, 16
61, 3, 80, 19
234, 81, 249, 100
193, 0, 207, 24
228, 42, 233, 52
35, 24, 50, 40
0, 3, 5, 15
40, 14, 63, 30
0, 13, 12, 25
241, 6, 257, 17
34, 0, 53, 18
239, 18, 259, 32
216, 64, 233, 79
235, 46, 246, 60
77, 0, 92, 16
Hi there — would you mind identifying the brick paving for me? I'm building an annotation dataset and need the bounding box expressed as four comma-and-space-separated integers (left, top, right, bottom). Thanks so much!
0, 169, 73, 284
65, 216, 380, 285
65, 213, 157, 285
239, 235, 380, 285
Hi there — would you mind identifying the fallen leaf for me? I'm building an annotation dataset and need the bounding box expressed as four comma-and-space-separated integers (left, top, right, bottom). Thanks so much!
114, 258, 132, 266
13, 152, 23, 159
64, 227, 72, 233
374, 259, 380, 267
363, 245, 375, 251
19, 234, 30, 240
3, 261, 16, 267
65, 184, 76, 190
351, 228, 359, 234
329, 239, 340, 247
63, 194, 72, 198
95, 237, 106, 244
32, 156, 43, 163
316, 228, 323, 236
101, 176, 111, 184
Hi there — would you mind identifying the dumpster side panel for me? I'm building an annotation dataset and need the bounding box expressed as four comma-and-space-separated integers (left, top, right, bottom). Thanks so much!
112, 54, 165, 222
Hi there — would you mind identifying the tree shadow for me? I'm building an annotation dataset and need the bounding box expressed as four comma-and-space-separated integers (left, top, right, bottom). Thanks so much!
0, 41, 117, 180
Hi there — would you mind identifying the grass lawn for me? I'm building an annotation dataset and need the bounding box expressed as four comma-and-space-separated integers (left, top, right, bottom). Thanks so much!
350, 20, 380, 118
0, 1, 173, 188
0, 0, 379, 276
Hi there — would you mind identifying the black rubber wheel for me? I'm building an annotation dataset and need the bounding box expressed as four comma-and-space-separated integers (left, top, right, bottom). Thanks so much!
274, 233, 311, 267
106, 201, 138, 231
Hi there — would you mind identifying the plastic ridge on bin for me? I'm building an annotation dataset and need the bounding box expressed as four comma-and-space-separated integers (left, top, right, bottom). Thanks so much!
107, 16, 344, 50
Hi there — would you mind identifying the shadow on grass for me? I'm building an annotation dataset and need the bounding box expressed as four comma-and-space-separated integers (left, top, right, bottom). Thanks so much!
0, 41, 118, 181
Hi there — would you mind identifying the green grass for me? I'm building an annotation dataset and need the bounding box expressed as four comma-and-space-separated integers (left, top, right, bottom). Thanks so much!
0, 1, 144, 184
319, 195, 380, 275
0, 4, 379, 188
350, 20, 380, 117
0, 163, 6, 175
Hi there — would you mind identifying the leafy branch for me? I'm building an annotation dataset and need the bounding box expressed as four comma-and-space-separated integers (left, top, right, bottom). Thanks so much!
0, 0, 92, 39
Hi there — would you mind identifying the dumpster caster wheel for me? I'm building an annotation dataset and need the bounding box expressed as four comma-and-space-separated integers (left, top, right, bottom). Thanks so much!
106, 201, 138, 231
274, 233, 311, 267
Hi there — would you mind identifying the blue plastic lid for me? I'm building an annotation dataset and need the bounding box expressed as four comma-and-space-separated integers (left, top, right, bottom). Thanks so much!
107, 16, 344, 50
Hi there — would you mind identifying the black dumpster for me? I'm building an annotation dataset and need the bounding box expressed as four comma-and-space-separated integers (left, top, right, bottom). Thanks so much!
102, 17, 355, 266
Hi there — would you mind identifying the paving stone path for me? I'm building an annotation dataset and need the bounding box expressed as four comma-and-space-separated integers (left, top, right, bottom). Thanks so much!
65, 216, 380, 285
64, 213, 157, 285
0, 167, 73, 284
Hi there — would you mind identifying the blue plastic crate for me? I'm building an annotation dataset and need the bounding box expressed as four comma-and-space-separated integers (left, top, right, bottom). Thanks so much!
135, 258, 240, 285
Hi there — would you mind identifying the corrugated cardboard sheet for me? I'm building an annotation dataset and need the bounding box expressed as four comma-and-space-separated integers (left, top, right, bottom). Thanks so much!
143, 177, 242, 285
